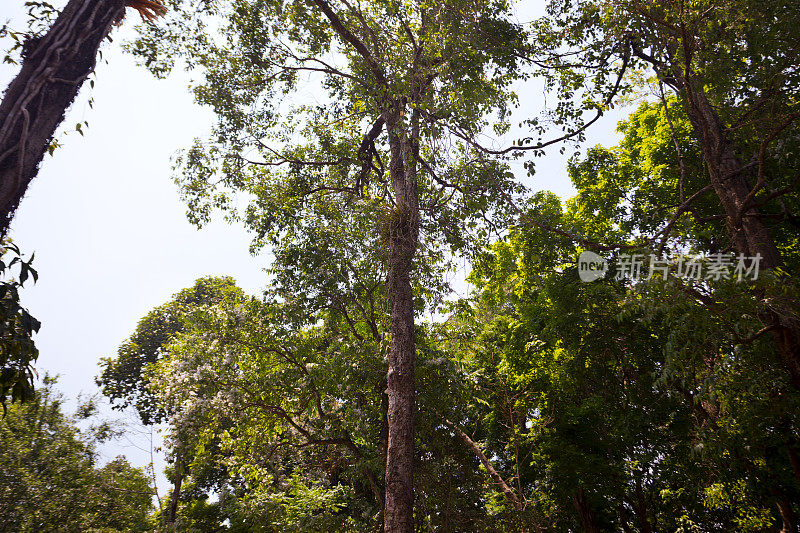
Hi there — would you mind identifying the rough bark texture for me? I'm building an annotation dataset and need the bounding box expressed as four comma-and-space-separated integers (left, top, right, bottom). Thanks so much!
678, 79, 780, 267
302, 4, 420, 529
677, 73, 800, 389
0, 0, 125, 236
382, 102, 419, 533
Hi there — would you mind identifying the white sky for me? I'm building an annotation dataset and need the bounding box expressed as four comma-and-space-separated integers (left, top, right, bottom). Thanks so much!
0, 0, 629, 492
1, 3, 269, 486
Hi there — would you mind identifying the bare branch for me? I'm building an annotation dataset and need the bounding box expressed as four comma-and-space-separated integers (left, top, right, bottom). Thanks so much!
431, 407, 525, 512
444, 49, 629, 156
309, 0, 387, 86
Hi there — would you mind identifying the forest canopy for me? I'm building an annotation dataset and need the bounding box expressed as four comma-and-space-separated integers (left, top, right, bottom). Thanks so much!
1, 0, 799, 531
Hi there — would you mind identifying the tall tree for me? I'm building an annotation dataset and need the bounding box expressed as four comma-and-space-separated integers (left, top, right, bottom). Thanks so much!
435, 96, 800, 529
97, 275, 242, 528
0, 0, 164, 235
98, 276, 242, 425
532, 0, 800, 385
127, 0, 543, 529
141, 275, 527, 530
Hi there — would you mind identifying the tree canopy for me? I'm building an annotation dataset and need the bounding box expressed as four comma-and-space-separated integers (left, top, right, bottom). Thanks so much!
0, 376, 154, 532
2, 0, 799, 530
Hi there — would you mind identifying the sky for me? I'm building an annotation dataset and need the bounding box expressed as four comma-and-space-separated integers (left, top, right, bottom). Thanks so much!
1, 3, 269, 486
0, 0, 630, 491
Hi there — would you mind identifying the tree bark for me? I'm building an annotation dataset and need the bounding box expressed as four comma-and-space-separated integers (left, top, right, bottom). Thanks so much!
166, 456, 184, 529
633, 22, 800, 388
676, 74, 800, 389
382, 101, 420, 533
0, 0, 128, 236
678, 79, 781, 267
572, 487, 601, 533
770, 487, 798, 533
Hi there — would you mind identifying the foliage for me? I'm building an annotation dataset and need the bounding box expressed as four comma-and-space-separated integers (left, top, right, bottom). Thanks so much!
123, 1, 548, 529
0, 1, 61, 66
0, 376, 153, 532
97, 276, 243, 425
86, 0, 800, 530
0, 240, 39, 409
435, 98, 800, 530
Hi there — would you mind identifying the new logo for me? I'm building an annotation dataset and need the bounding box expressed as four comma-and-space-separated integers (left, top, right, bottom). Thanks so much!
578, 251, 607, 282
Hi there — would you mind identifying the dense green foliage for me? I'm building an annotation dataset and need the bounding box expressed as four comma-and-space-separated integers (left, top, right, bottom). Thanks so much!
0, 377, 154, 532
98, 97, 800, 531
2, 0, 799, 530
97, 276, 243, 425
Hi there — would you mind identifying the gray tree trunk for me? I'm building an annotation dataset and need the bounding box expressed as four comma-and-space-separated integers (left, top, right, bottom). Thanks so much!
383, 101, 420, 533
679, 76, 800, 389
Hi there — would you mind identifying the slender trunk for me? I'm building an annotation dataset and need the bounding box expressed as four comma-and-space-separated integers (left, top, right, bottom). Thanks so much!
167, 457, 184, 529
378, 379, 389, 532
434, 408, 523, 511
771, 487, 798, 533
572, 487, 601, 533
382, 102, 419, 533
633, 477, 653, 533
0, 0, 125, 236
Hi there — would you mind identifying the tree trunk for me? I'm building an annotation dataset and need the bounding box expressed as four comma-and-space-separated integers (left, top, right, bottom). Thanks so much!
166, 456, 184, 529
771, 487, 798, 533
787, 445, 800, 488
633, 477, 653, 533
679, 79, 780, 267
434, 408, 523, 511
572, 487, 601, 533
0, 0, 127, 236
382, 102, 420, 533
678, 75, 800, 389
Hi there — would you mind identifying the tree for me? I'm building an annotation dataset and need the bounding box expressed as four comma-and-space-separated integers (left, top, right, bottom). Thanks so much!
0, 376, 153, 532
127, 0, 543, 529
433, 100, 800, 531
0, 239, 39, 408
131, 98, 800, 530
0, 0, 165, 236
142, 275, 530, 530
148, 287, 385, 531
98, 276, 242, 425
97, 275, 243, 528
88, 0, 799, 529
565, 98, 800, 531
533, 0, 800, 386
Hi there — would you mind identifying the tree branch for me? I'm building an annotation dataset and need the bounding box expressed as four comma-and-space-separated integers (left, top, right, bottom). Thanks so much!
309, 0, 387, 86
431, 407, 524, 511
